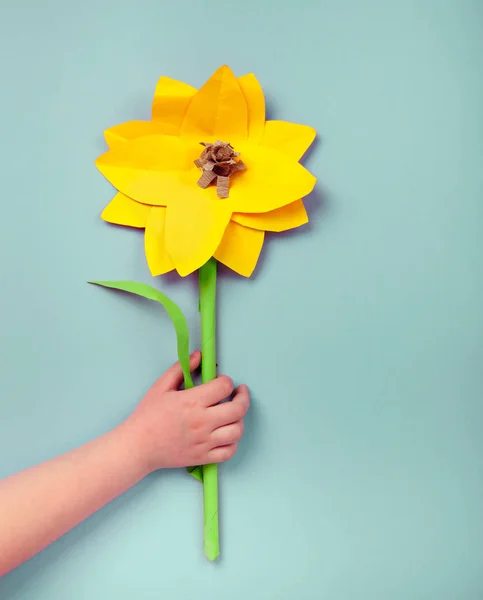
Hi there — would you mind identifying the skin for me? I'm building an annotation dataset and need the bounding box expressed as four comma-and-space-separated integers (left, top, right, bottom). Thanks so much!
0, 350, 249, 576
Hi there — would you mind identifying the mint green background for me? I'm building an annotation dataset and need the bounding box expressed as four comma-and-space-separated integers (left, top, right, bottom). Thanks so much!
1, 1, 482, 598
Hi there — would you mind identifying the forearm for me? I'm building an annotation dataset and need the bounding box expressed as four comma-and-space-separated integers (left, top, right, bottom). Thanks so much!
0, 421, 147, 576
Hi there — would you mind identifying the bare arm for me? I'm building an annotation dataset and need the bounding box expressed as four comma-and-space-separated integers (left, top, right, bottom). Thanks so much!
0, 351, 250, 575
0, 423, 145, 576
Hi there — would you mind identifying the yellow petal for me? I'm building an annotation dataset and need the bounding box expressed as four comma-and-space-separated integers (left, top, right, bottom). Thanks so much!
95, 135, 197, 206
101, 192, 150, 228
228, 145, 316, 213
104, 120, 178, 148
144, 207, 175, 275
232, 200, 308, 232
164, 185, 232, 276
261, 120, 316, 160
214, 221, 264, 277
152, 76, 197, 130
238, 73, 265, 142
181, 65, 248, 141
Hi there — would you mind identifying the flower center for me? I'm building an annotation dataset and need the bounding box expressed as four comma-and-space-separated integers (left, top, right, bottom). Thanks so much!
194, 140, 245, 199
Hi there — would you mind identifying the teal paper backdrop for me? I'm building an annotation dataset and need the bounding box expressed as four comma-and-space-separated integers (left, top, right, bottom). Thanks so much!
0, 1, 482, 598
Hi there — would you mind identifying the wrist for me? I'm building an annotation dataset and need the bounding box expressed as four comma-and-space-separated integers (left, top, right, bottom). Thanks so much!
111, 419, 153, 481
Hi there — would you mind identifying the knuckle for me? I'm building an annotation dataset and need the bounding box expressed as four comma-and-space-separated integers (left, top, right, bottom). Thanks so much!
193, 443, 208, 460
189, 417, 203, 433
191, 418, 210, 443
191, 434, 202, 446
183, 394, 197, 411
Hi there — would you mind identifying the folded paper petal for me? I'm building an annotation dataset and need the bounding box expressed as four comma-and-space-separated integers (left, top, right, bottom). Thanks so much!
228, 145, 316, 213
214, 221, 264, 277
232, 199, 308, 232
261, 120, 316, 161
152, 76, 197, 129
165, 187, 232, 276
145, 207, 175, 275
104, 120, 179, 148
101, 192, 150, 228
181, 65, 248, 141
238, 73, 265, 142
96, 135, 197, 206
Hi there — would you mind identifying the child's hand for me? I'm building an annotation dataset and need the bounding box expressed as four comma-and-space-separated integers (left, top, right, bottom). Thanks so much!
123, 350, 250, 474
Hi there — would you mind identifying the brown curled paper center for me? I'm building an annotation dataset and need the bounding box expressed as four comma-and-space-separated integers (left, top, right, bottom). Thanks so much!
194, 141, 246, 198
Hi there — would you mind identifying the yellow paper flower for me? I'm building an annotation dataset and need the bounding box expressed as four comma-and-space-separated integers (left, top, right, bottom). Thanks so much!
96, 65, 316, 277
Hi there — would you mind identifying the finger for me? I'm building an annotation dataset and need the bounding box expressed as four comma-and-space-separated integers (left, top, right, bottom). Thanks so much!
156, 350, 201, 391
210, 384, 249, 427
206, 442, 238, 464
181, 375, 234, 407
210, 421, 244, 447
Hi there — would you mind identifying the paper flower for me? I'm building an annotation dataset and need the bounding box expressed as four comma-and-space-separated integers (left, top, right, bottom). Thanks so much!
96, 65, 316, 277
91, 65, 317, 562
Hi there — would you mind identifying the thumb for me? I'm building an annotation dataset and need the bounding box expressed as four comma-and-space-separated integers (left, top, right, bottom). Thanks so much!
156, 350, 201, 392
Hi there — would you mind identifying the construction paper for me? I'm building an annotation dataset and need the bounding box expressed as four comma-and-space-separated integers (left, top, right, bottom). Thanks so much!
186, 465, 203, 483
145, 207, 175, 275
237, 73, 265, 142
232, 199, 308, 232
104, 120, 179, 149
180, 65, 248, 141
164, 190, 232, 277
214, 221, 264, 277
261, 120, 316, 161
152, 76, 197, 130
96, 65, 316, 277
151, 71, 268, 141
101, 192, 150, 228
198, 259, 219, 561
97, 136, 314, 212
96, 135, 197, 207
227, 144, 316, 213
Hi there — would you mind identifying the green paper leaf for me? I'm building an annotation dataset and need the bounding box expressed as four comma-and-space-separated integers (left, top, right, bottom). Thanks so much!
187, 465, 203, 482
89, 280, 194, 390
89, 280, 203, 482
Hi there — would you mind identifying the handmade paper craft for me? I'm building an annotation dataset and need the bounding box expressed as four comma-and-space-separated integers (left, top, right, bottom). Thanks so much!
92, 65, 316, 561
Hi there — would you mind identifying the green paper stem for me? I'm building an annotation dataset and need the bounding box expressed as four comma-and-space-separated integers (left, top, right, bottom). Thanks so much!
199, 258, 220, 562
